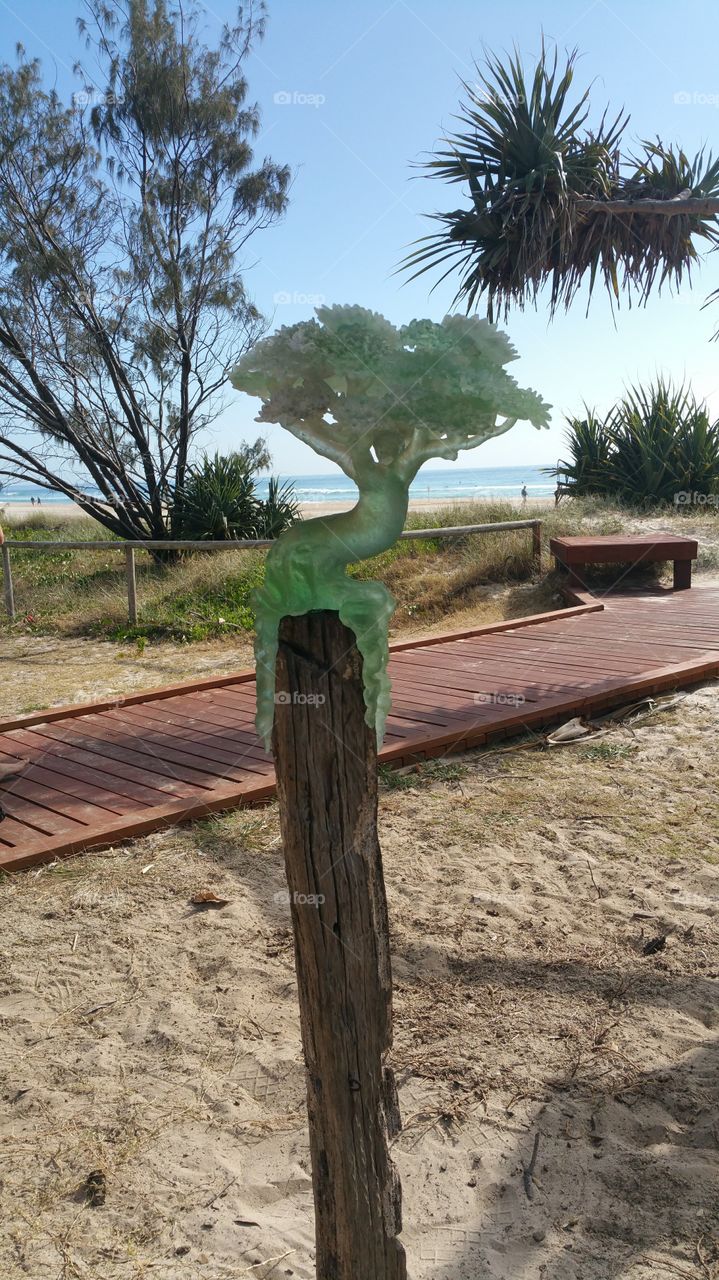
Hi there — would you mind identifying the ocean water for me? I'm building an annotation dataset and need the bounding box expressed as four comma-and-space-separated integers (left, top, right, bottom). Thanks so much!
283, 464, 553, 504
1, 464, 553, 505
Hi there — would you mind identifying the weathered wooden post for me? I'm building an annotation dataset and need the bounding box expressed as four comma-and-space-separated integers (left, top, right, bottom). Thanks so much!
532, 519, 542, 574
0, 527, 15, 622
274, 612, 405, 1278
231, 305, 549, 1277
125, 546, 138, 624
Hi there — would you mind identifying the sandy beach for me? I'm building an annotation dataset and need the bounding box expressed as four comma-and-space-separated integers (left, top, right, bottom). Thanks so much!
1, 635, 717, 1280
303, 494, 555, 517
0, 494, 555, 525
0, 501, 85, 522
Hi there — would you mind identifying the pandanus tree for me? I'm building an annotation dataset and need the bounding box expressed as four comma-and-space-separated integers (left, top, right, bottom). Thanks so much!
557, 380, 719, 504
403, 44, 719, 322
231, 305, 549, 1279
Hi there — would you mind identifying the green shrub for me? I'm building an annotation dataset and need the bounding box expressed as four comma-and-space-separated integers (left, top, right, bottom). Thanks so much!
255, 476, 300, 538
174, 452, 298, 541
552, 380, 719, 505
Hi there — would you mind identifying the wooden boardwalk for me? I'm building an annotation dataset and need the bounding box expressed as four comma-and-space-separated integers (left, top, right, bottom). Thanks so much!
2, 585, 719, 872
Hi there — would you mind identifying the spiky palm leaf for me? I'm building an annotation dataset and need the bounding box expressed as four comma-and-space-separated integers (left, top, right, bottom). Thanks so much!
175, 451, 259, 540
174, 453, 298, 542
256, 476, 300, 539
551, 410, 613, 493
551, 380, 719, 504
404, 44, 719, 319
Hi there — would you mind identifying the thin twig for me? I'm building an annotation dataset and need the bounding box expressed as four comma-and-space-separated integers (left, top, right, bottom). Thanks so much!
204, 1175, 239, 1209
240, 1250, 295, 1274
586, 860, 603, 900
640, 1257, 701, 1279
522, 1132, 541, 1201
80, 1000, 117, 1017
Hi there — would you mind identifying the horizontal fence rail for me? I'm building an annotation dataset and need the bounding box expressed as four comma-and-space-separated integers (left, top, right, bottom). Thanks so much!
0, 519, 542, 624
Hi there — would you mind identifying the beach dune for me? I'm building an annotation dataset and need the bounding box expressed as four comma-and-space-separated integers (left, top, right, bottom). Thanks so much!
0, 494, 554, 526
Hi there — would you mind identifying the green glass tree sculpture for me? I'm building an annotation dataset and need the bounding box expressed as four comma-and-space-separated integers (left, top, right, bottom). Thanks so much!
230, 305, 550, 747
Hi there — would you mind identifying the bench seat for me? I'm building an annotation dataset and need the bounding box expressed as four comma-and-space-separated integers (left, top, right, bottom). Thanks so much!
549, 534, 698, 591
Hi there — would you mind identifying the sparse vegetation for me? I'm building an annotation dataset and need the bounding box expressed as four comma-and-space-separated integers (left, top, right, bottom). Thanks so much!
0, 500, 617, 640
580, 741, 638, 761
2, 496, 719, 640
378, 759, 468, 790
554, 381, 719, 504
1, 680, 718, 1278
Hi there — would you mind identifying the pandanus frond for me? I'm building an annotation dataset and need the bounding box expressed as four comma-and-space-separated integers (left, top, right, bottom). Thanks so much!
403, 43, 719, 320
551, 380, 719, 504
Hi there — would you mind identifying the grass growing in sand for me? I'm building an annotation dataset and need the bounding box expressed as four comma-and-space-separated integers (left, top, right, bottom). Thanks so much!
1, 499, 718, 681
0, 501, 621, 641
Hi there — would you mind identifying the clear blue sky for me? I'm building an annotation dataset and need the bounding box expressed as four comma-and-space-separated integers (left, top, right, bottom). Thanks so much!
4, 0, 719, 476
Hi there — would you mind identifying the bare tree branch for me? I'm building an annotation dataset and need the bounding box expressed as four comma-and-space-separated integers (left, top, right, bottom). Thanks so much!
0, 0, 290, 539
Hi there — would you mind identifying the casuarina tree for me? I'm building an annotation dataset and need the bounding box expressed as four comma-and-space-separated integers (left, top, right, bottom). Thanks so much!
0, 0, 289, 538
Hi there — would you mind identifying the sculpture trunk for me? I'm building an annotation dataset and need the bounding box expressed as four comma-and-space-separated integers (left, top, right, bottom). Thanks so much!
273, 611, 407, 1280
253, 468, 410, 749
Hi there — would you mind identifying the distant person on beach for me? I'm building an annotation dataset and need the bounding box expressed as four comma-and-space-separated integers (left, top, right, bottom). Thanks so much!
521, 484, 528, 502
30, 496, 35, 507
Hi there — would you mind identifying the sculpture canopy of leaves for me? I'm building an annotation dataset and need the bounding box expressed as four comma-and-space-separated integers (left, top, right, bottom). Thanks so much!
232, 304, 550, 485
232, 305, 550, 748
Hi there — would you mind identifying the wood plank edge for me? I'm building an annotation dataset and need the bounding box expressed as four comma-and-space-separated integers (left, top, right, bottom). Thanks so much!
0, 777, 275, 873
0, 666, 258, 734
388, 601, 604, 651
6, 654, 718, 874
0, 603, 604, 732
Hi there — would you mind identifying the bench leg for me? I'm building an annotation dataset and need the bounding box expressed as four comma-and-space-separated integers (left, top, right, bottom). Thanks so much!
673, 559, 692, 590
555, 557, 586, 592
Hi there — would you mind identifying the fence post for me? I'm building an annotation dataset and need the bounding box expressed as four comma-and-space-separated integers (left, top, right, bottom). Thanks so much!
125, 547, 138, 624
1, 541, 15, 622
532, 521, 542, 574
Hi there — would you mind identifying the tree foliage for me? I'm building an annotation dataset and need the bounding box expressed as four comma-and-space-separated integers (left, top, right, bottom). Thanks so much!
404, 43, 719, 320
174, 445, 298, 541
553, 381, 719, 503
0, 0, 289, 538
232, 305, 550, 747
231, 304, 551, 486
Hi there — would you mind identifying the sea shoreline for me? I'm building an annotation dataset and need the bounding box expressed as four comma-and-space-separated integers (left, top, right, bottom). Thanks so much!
0, 494, 556, 525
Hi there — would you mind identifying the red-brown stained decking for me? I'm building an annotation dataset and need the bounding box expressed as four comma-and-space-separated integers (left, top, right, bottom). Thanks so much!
2, 586, 719, 872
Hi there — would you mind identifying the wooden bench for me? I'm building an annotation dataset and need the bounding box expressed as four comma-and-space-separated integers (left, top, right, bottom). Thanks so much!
549, 534, 699, 592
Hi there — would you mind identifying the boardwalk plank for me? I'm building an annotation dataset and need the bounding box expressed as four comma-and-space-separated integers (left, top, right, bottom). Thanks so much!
2, 584, 718, 870
113, 705, 273, 771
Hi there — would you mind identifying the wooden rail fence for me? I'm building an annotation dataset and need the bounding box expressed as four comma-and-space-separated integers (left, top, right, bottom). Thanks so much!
0, 520, 542, 624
